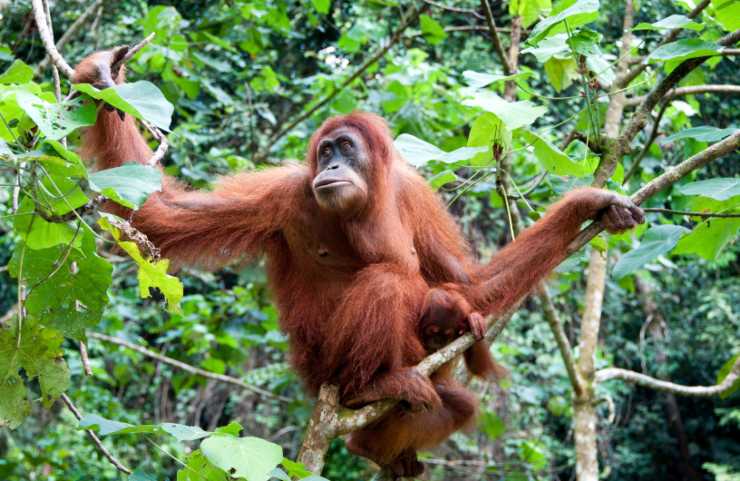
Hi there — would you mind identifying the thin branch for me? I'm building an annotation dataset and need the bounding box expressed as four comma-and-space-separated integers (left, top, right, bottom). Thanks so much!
423, 0, 484, 19
263, 4, 427, 153
596, 357, 740, 397
38, 0, 105, 72
60, 393, 132, 474
30, 0, 75, 78
88, 332, 292, 402
79, 341, 93, 376
616, 0, 711, 88
539, 286, 584, 396
643, 207, 740, 218
623, 99, 669, 183
480, 0, 513, 75
111, 33, 155, 74
624, 84, 740, 107
568, 129, 740, 253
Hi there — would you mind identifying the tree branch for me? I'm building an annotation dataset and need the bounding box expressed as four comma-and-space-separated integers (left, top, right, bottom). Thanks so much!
38, 0, 105, 72
262, 4, 427, 154
595, 357, 740, 397
423, 0, 483, 19
30, 0, 75, 78
624, 84, 740, 107
480, 0, 513, 75
60, 393, 132, 475
615, 0, 711, 89
88, 332, 292, 402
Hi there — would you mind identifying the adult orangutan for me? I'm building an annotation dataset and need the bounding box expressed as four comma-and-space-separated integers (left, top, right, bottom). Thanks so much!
73, 48, 644, 477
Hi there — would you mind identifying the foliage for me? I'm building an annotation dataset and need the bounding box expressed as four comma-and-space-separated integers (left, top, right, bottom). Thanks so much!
0, 0, 737, 480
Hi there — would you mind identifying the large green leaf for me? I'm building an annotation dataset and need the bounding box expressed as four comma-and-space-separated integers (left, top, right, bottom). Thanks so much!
394, 134, 486, 167
510, 0, 552, 28
201, 434, 283, 481
89, 163, 163, 209
663, 126, 737, 143
13, 198, 82, 250
464, 91, 547, 130
712, 0, 740, 31
74, 81, 174, 131
528, 0, 600, 43
15, 91, 96, 140
0, 60, 34, 84
462, 70, 533, 89
521, 130, 594, 176
648, 39, 719, 63
0, 374, 31, 429
612, 225, 689, 279
673, 218, 740, 260
8, 233, 113, 340
677, 178, 740, 201
633, 14, 702, 31
177, 451, 227, 481
310, 0, 330, 14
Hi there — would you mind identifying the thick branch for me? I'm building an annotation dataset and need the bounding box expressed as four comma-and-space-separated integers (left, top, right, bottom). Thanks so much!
89, 332, 291, 402
596, 357, 739, 397
30, 0, 75, 78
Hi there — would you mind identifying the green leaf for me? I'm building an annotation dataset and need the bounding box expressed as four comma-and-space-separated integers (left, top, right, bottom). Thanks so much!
74, 81, 174, 131
522, 33, 569, 62
673, 218, 740, 260
214, 421, 243, 437
281, 459, 313, 479
8, 233, 113, 340
519, 441, 548, 471
462, 70, 533, 89
99, 216, 183, 312
161, 423, 211, 441
428, 170, 458, 190
89, 164, 163, 209
201, 434, 283, 481
716, 355, 739, 399
0, 60, 34, 84
310, 0, 330, 14
544, 57, 577, 91
129, 469, 158, 481
0, 374, 31, 429
712, 0, 740, 31
13, 198, 82, 250
648, 39, 719, 63
480, 411, 506, 439
38, 357, 70, 406
520, 130, 594, 176
79, 414, 135, 435
612, 225, 690, 278
547, 396, 569, 416
633, 14, 702, 31
394, 134, 486, 167
663, 126, 737, 143
420, 14, 447, 45
528, 0, 600, 43
677, 178, 740, 201
177, 451, 227, 481
464, 91, 547, 130
15, 92, 96, 140
510, 0, 552, 28
467, 112, 511, 166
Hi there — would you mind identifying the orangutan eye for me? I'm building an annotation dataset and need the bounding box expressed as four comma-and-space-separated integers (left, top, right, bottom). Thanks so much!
320, 146, 332, 159
340, 140, 353, 152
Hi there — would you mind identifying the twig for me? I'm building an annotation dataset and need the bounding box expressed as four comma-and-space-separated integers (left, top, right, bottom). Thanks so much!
615, 0, 711, 89
111, 33, 155, 74
480, 0, 513, 75
596, 356, 740, 397
643, 207, 740, 218
422, 0, 484, 19
30, 0, 75, 78
88, 332, 292, 402
262, 4, 427, 154
539, 286, 583, 396
623, 99, 669, 183
38, 0, 105, 72
79, 341, 93, 376
60, 393, 132, 474
624, 84, 740, 107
